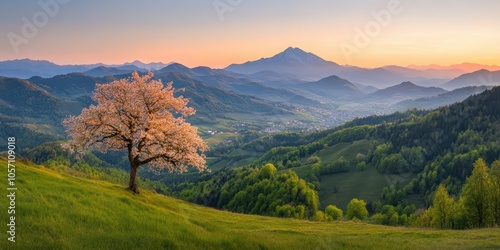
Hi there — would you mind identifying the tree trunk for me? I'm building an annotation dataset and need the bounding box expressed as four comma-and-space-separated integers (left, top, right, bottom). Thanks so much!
127, 145, 140, 194
129, 163, 140, 194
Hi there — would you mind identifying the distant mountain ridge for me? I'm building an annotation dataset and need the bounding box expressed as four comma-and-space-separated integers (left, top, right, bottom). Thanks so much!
0, 59, 172, 79
3, 49, 498, 87
224, 47, 461, 88
408, 62, 500, 73
441, 69, 500, 90
0, 59, 91, 78
393, 85, 492, 111
83, 66, 143, 77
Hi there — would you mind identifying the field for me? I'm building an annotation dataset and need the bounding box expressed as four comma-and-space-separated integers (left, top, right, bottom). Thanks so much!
315, 139, 376, 164
319, 166, 415, 210
281, 139, 402, 210
1, 159, 499, 249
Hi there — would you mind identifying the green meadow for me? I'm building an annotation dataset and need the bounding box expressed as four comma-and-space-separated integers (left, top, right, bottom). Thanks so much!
1, 159, 499, 249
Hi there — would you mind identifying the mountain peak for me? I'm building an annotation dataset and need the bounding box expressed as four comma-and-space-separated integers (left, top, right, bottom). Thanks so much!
399, 81, 417, 87
273, 47, 325, 64
283, 46, 305, 54
157, 63, 193, 75
224, 47, 340, 78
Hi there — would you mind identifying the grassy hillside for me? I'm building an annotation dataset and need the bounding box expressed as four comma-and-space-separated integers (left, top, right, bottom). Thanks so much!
319, 167, 415, 211
1, 159, 499, 249
280, 139, 383, 210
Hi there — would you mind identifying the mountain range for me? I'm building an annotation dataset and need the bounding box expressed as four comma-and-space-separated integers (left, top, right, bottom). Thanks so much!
0, 59, 171, 79
408, 62, 500, 73
223, 47, 499, 88
2, 46, 500, 139
2, 47, 500, 90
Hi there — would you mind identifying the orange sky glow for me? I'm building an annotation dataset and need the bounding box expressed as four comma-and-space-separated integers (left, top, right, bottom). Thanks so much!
1, 1, 499, 69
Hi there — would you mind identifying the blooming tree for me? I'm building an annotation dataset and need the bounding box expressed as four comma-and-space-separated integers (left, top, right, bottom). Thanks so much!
63, 71, 208, 193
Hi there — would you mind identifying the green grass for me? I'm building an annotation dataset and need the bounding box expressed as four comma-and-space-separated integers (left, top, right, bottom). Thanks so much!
208, 148, 262, 170
279, 139, 415, 210
1, 159, 499, 249
203, 132, 238, 147
319, 166, 415, 211
316, 139, 375, 164
282, 139, 400, 210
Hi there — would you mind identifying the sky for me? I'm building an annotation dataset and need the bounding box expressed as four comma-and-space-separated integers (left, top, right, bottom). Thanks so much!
1, 0, 499, 68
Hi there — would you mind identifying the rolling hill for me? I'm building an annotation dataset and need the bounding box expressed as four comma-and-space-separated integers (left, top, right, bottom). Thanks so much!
24, 71, 292, 120
28, 73, 107, 98
294, 75, 363, 100
1, 159, 498, 249
366, 82, 447, 103
0, 76, 62, 118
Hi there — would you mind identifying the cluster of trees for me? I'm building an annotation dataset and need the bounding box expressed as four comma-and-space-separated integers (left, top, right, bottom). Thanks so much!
319, 157, 350, 175
415, 159, 500, 229
0, 123, 59, 150
179, 164, 321, 220
372, 144, 426, 174
369, 202, 417, 226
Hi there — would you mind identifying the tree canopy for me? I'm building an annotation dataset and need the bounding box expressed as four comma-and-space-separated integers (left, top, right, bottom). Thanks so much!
63, 71, 208, 193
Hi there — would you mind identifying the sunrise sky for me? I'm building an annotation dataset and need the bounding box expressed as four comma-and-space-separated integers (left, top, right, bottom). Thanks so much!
1, 0, 499, 68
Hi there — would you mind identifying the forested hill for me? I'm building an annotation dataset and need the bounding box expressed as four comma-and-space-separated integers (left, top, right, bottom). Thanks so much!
191, 86, 500, 213
371, 85, 500, 204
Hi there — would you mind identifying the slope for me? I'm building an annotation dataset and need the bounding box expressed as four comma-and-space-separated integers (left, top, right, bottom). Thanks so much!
1, 159, 499, 249
0, 76, 62, 118
29, 73, 107, 98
